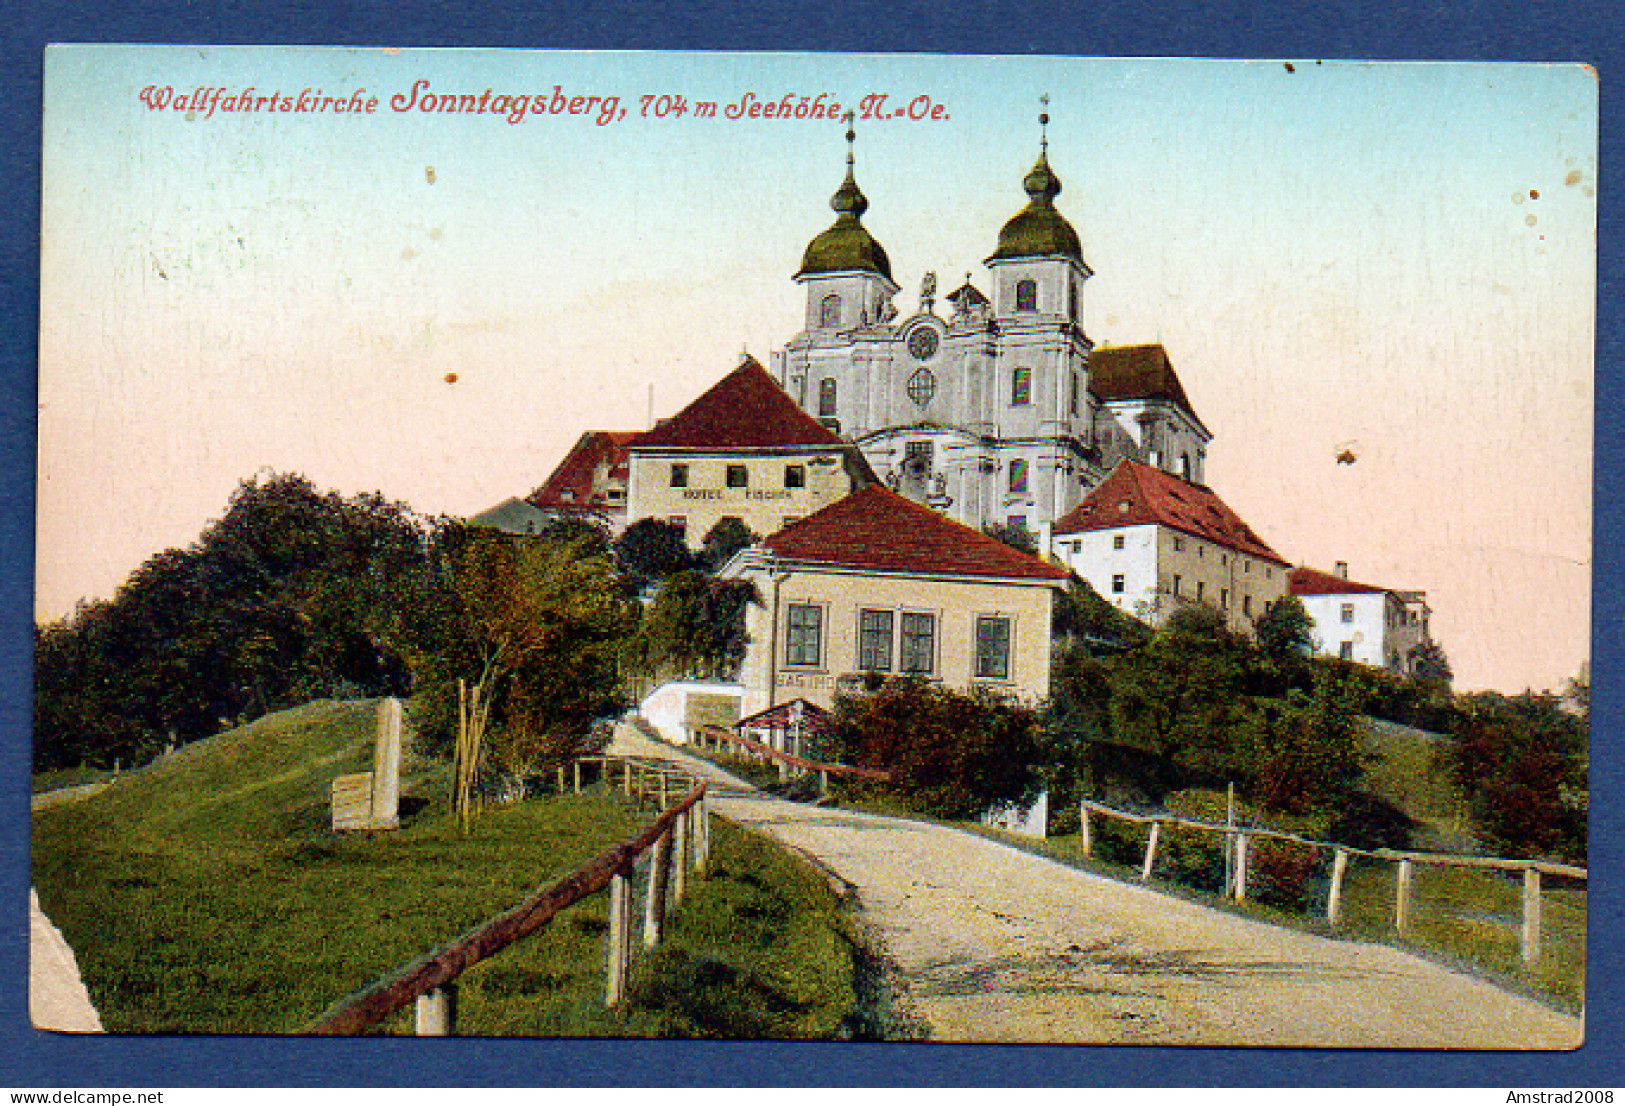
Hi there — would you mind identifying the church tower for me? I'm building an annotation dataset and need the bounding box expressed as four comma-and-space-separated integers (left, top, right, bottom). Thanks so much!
772, 98, 1209, 537
781, 114, 900, 434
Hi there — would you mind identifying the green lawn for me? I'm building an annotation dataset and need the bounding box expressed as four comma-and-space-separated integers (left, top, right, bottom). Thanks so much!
32, 700, 880, 1037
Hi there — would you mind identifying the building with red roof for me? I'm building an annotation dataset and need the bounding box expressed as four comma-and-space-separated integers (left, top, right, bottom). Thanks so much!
624, 356, 875, 546
1289, 563, 1433, 673
723, 483, 1068, 716
1048, 459, 1289, 631
525, 430, 642, 532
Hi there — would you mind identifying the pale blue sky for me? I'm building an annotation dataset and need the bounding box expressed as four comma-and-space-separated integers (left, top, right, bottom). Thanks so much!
38, 47, 1596, 692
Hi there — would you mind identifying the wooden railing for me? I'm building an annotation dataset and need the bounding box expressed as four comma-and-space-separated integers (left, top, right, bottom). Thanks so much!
302, 768, 710, 1036
693, 724, 892, 787
1077, 798, 1586, 965
558, 753, 716, 807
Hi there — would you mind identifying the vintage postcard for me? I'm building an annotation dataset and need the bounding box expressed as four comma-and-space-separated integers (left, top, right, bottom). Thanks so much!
32, 47, 1594, 1048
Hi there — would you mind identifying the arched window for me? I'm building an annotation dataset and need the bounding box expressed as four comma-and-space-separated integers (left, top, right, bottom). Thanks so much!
818, 378, 838, 417
1009, 458, 1030, 494
1010, 366, 1032, 407
819, 294, 841, 328
1015, 279, 1038, 312
1068, 280, 1078, 321
1180, 453, 1192, 480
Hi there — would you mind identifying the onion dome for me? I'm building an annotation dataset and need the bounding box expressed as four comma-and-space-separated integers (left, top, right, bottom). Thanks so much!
989, 150, 1083, 262
796, 122, 893, 280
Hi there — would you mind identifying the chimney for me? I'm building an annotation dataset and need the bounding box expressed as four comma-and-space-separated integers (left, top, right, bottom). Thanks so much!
1334, 561, 1349, 579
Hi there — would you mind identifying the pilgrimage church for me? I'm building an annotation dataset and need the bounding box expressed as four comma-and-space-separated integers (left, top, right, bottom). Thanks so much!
529, 106, 1211, 540
769, 109, 1210, 535
517, 105, 1437, 681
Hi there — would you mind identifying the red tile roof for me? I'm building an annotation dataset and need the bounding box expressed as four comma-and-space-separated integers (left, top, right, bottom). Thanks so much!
763, 484, 1069, 582
633, 357, 847, 451
1053, 460, 1288, 566
528, 430, 641, 510
1089, 344, 1209, 435
1288, 566, 1390, 596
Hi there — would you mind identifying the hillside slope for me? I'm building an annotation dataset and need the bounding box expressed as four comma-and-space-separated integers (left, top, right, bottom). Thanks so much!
30, 700, 650, 1033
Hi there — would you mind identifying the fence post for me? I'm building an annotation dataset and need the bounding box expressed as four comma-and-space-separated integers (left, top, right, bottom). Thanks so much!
1522, 866, 1542, 965
415, 985, 457, 1036
697, 795, 711, 873
672, 808, 689, 906
556, 765, 567, 794
1140, 822, 1161, 882
643, 829, 672, 949
819, 768, 829, 793
659, 773, 670, 810
623, 761, 632, 796
1395, 859, 1414, 936
574, 761, 582, 794
1233, 834, 1249, 902
1079, 805, 1092, 859
605, 869, 631, 1007
1326, 848, 1349, 924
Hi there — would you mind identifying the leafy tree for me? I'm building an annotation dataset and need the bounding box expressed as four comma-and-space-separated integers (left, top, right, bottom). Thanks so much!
32, 473, 433, 771
1242, 671, 1368, 814
828, 679, 1044, 820
1439, 691, 1587, 863
393, 524, 636, 814
1254, 595, 1316, 663
981, 522, 1038, 555
1108, 605, 1260, 782
614, 518, 696, 589
532, 513, 615, 557
698, 517, 759, 573
1041, 641, 1119, 807
1408, 639, 1454, 686
638, 570, 758, 681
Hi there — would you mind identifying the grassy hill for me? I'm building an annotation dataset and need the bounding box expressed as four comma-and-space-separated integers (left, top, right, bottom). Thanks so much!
32, 700, 876, 1036
1357, 716, 1476, 853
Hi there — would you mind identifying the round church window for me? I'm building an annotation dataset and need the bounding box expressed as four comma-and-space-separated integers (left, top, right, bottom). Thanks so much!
906, 326, 940, 361
907, 368, 938, 407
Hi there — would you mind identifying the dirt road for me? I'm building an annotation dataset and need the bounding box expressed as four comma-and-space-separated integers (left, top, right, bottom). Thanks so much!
611, 724, 1582, 1048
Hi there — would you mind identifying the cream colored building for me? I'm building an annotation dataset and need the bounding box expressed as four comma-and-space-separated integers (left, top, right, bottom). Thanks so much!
1047, 459, 1289, 632
624, 356, 875, 546
723, 484, 1070, 717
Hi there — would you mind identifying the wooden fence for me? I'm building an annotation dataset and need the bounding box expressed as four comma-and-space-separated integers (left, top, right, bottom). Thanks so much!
302, 756, 711, 1036
694, 724, 892, 789
558, 753, 715, 809
1077, 797, 1586, 965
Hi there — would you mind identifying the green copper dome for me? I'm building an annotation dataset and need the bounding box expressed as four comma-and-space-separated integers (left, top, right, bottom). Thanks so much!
796, 166, 893, 280
988, 152, 1083, 263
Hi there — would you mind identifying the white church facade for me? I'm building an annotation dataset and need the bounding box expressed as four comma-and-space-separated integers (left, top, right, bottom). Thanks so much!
770, 119, 1210, 536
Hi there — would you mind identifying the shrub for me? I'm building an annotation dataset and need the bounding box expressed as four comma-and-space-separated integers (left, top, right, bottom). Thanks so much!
1249, 839, 1321, 912
829, 678, 1043, 821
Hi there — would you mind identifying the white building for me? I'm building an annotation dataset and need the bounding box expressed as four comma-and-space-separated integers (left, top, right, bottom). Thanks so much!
1289, 563, 1433, 674
772, 123, 1210, 535
1046, 459, 1290, 632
